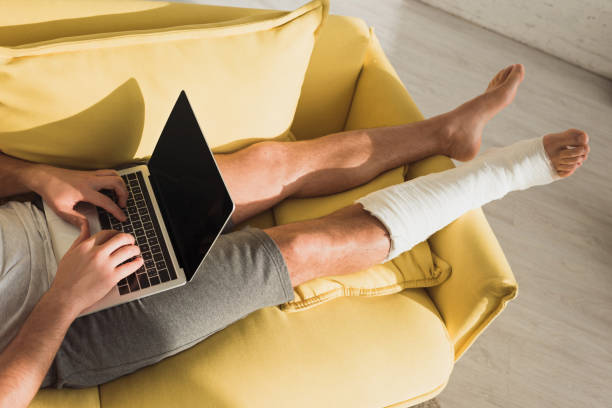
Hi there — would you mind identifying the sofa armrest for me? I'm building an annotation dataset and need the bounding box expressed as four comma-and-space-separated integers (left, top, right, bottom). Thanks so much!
344, 27, 518, 361
405, 156, 518, 361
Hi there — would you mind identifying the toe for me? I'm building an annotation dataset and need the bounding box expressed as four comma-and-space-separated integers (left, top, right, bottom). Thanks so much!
560, 145, 587, 158
506, 64, 525, 84
557, 163, 577, 171
561, 129, 589, 147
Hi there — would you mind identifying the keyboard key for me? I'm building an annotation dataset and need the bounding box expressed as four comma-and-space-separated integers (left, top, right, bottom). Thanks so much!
134, 193, 144, 201
141, 214, 151, 223
118, 285, 130, 295
123, 225, 133, 233
127, 173, 137, 180
132, 187, 141, 194
119, 278, 127, 286
130, 180, 139, 188
148, 237, 158, 246
138, 206, 148, 215
155, 261, 166, 270
142, 252, 152, 260
135, 228, 145, 237
133, 221, 142, 229
144, 259, 154, 269
146, 230, 156, 239
158, 269, 170, 282
137, 236, 147, 246
153, 253, 164, 262
140, 244, 149, 253
128, 206, 138, 215
136, 200, 145, 208
169, 267, 177, 280
127, 273, 140, 291
150, 276, 161, 286
151, 245, 161, 253
138, 273, 150, 289
147, 268, 158, 278
143, 222, 153, 230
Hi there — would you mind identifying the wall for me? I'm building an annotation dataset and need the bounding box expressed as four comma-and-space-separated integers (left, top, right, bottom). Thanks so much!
418, 0, 612, 79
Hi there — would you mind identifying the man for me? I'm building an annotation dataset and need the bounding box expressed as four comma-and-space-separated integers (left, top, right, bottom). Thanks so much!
0, 64, 589, 406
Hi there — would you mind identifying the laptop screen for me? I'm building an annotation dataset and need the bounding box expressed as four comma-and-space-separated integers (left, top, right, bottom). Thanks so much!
147, 91, 234, 281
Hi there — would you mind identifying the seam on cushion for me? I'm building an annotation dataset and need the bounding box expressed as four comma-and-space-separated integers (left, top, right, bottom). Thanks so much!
340, 26, 371, 132
0, 1, 324, 58
453, 284, 518, 361
383, 379, 449, 408
282, 263, 451, 312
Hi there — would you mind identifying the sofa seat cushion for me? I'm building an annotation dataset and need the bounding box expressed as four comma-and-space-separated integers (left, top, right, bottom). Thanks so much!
30, 387, 99, 408
98, 289, 453, 408
0, 0, 328, 168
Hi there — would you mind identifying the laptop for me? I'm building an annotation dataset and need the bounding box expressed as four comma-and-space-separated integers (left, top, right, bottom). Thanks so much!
43, 91, 235, 316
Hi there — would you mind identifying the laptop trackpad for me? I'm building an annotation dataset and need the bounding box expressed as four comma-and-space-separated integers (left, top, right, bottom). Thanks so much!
43, 201, 102, 261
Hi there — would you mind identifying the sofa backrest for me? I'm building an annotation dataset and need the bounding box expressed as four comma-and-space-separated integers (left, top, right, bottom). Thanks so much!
290, 14, 372, 141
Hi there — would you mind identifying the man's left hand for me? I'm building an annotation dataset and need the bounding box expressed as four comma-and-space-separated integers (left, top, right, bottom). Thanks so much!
30, 165, 128, 235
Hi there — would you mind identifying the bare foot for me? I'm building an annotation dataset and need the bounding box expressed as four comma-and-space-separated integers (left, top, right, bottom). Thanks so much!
543, 129, 590, 178
438, 64, 526, 161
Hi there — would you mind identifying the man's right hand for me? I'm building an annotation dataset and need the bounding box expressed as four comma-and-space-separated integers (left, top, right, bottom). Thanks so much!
49, 230, 143, 317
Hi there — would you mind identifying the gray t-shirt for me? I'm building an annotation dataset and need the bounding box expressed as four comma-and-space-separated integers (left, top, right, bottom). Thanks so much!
0, 201, 57, 352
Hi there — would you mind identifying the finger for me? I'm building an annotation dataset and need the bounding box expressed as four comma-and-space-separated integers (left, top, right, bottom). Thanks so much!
99, 232, 136, 255
110, 244, 141, 266
85, 191, 127, 222
90, 229, 121, 246
115, 256, 144, 281
94, 169, 120, 177
60, 208, 90, 237
93, 175, 128, 208
68, 216, 91, 251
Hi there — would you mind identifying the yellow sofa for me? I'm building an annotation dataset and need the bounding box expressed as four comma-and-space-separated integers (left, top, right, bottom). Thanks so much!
29, 5, 518, 408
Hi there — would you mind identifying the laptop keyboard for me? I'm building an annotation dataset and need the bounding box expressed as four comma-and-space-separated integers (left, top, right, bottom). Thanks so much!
97, 171, 177, 296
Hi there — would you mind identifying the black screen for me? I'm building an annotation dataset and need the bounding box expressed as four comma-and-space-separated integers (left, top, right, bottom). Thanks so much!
148, 91, 234, 281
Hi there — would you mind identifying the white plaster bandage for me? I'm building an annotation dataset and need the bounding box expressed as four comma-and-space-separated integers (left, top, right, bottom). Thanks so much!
356, 136, 561, 262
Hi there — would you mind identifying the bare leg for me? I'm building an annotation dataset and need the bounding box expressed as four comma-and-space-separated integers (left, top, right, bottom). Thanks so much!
265, 128, 589, 287
264, 203, 389, 286
217, 64, 526, 225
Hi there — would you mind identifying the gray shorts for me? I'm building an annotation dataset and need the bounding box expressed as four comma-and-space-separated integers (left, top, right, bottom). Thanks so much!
42, 225, 293, 389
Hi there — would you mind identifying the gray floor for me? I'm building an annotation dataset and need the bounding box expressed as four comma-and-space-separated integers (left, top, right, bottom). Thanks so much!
197, 0, 612, 406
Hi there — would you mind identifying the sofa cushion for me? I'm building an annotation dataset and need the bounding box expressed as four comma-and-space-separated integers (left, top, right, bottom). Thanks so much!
99, 290, 453, 408
290, 14, 371, 141
0, 0, 328, 168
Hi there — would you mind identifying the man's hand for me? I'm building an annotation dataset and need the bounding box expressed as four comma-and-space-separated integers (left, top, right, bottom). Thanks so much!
31, 166, 129, 235
0, 230, 142, 408
51, 229, 143, 316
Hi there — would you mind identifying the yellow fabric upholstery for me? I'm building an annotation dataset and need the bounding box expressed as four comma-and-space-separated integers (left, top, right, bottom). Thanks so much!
0, 0, 328, 168
99, 292, 454, 408
290, 15, 371, 140
29, 388, 99, 408
25, 2, 518, 407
